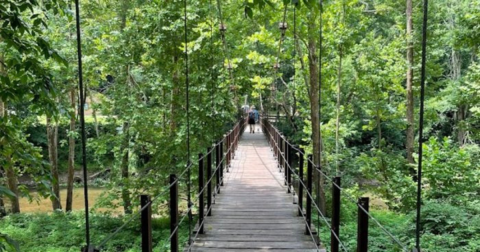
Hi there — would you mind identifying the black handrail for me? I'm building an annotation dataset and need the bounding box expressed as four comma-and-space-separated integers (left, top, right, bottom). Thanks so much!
262, 118, 409, 252
88, 118, 245, 252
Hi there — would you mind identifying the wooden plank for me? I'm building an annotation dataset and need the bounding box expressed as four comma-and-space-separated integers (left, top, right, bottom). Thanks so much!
192, 241, 317, 249
189, 130, 319, 251
189, 249, 323, 252
194, 235, 312, 242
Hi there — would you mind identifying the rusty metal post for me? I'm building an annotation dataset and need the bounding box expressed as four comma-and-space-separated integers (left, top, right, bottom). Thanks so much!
306, 155, 313, 235
357, 197, 370, 252
221, 135, 226, 179
287, 143, 291, 193
207, 147, 213, 216
331, 177, 341, 252
140, 195, 152, 252
298, 147, 304, 216
215, 141, 221, 194
169, 174, 178, 252
198, 153, 205, 234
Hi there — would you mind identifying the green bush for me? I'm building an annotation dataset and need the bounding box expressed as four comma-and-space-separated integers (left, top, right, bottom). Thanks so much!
0, 211, 191, 252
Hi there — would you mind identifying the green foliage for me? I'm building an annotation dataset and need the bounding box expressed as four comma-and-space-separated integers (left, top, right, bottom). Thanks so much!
0, 211, 191, 252
422, 137, 480, 203
407, 200, 480, 252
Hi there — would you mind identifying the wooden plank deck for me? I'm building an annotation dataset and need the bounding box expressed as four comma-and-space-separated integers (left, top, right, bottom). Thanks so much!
189, 127, 324, 251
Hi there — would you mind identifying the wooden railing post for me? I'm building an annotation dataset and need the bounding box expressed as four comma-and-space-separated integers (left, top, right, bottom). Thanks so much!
306, 155, 313, 235
357, 197, 370, 252
298, 147, 304, 216
169, 174, 178, 252
198, 153, 205, 234
331, 177, 341, 252
141, 195, 152, 252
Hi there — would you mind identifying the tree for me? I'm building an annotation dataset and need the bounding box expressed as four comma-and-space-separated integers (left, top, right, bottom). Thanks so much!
406, 0, 415, 164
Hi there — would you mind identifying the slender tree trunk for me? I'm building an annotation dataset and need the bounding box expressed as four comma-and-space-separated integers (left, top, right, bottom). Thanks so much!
1, 53, 20, 213
451, 49, 466, 144
170, 54, 180, 133
47, 116, 62, 210
0, 100, 6, 216
307, 15, 326, 215
66, 89, 76, 211
88, 89, 100, 138
406, 0, 415, 164
335, 46, 342, 173
120, 121, 132, 214
5, 162, 20, 213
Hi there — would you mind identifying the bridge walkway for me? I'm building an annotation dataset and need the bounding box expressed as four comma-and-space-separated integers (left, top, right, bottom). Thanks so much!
189, 126, 321, 251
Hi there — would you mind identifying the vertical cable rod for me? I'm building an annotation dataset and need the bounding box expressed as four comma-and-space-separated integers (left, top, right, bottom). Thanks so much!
210, 0, 215, 141
416, 0, 429, 250
74, 0, 90, 247
183, 0, 192, 247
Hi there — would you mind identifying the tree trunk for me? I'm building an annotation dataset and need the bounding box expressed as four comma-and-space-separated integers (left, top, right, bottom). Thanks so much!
335, 46, 342, 173
120, 121, 132, 214
307, 15, 326, 215
451, 49, 466, 144
1, 53, 20, 213
406, 0, 415, 164
88, 89, 100, 138
66, 89, 76, 211
5, 161, 20, 213
170, 54, 180, 133
47, 116, 62, 210
0, 100, 6, 216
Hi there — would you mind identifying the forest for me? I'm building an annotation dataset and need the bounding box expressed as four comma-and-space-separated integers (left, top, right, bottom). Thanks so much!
0, 0, 479, 251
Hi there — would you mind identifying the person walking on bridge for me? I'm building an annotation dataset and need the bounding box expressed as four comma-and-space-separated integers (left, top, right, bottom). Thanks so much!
248, 106, 259, 133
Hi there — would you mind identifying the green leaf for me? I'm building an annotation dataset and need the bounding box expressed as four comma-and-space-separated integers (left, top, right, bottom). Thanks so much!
244, 6, 253, 19
0, 186, 16, 198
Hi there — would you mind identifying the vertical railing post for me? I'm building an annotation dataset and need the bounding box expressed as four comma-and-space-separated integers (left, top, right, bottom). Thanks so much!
221, 136, 225, 181
227, 131, 231, 168
298, 147, 304, 216
306, 155, 313, 235
357, 197, 370, 252
331, 177, 341, 252
215, 141, 221, 194
169, 174, 178, 252
207, 147, 213, 216
273, 130, 277, 159
141, 195, 152, 252
282, 136, 287, 185
198, 153, 205, 234
287, 143, 291, 193
231, 129, 234, 158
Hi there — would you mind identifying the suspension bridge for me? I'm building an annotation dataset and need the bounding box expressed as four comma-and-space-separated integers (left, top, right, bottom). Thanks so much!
81, 118, 411, 252
71, 0, 431, 250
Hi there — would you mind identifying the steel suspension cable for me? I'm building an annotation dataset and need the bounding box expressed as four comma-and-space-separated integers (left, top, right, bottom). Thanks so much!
183, 0, 192, 247
268, 4, 288, 116
74, 0, 90, 248
216, 0, 236, 99
210, 0, 215, 141
317, 0, 324, 241
416, 0, 429, 250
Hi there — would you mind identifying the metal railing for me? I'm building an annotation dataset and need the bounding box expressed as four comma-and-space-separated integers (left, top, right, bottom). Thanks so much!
82, 118, 245, 252
262, 118, 410, 252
